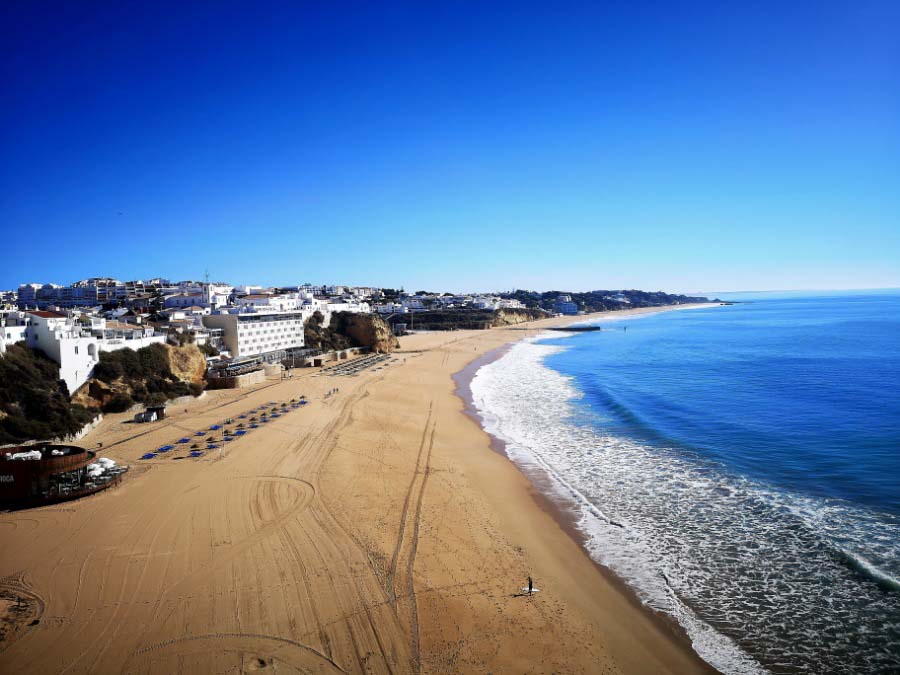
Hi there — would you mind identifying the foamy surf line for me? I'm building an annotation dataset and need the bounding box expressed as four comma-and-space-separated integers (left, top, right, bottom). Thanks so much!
469, 334, 765, 675
468, 333, 900, 675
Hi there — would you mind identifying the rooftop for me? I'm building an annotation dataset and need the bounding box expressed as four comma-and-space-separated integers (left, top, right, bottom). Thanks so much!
27, 310, 67, 319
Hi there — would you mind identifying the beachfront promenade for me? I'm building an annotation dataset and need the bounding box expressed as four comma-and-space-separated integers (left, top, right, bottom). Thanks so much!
0, 307, 713, 674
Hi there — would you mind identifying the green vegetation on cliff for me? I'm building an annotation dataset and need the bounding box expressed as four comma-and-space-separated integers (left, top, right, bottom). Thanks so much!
0, 343, 96, 444
89, 343, 203, 412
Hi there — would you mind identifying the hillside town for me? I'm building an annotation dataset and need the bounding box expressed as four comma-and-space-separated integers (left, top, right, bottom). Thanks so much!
0, 278, 536, 392
0, 276, 709, 440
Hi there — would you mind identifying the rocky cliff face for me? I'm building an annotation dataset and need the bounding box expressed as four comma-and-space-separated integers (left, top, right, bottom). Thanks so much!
330, 312, 400, 353
167, 344, 207, 385
72, 343, 206, 410
492, 309, 548, 326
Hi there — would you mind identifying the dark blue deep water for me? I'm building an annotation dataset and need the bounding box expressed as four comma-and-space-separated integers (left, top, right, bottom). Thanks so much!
501, 294, 900, 673
547, 294, 900, 516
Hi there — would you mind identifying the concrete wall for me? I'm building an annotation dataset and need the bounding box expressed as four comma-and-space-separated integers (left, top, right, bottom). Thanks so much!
205, 369, 266, 389
97, 334, 166, 352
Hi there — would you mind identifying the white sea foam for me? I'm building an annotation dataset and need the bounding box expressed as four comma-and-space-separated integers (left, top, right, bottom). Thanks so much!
470, 335, 900, 675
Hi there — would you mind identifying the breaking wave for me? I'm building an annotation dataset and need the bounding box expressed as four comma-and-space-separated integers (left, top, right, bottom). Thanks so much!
470, 335, 900, 674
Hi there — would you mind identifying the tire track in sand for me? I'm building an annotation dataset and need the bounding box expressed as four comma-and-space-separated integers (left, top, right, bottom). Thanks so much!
404, 420, 436, 673
386, 403, 434, 604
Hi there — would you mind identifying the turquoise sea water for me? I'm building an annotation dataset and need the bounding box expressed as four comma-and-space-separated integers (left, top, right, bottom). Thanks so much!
471, 293, 900, 674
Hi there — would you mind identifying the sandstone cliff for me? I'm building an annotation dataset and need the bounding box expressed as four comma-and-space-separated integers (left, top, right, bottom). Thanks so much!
72, 343, 206, 411
491, 308, 548, 326
167, 344, 207, 385
329, 312, 400, 353
385, 308, 548, 332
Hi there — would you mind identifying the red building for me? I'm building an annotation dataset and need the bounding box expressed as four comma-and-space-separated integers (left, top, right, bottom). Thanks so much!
0, 444, 125, 507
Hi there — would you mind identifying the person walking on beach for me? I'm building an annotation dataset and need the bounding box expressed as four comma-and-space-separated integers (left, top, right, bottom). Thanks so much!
527, 576, 533, 595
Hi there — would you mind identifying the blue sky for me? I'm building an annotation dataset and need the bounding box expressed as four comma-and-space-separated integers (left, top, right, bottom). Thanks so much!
2, 1, 898, 294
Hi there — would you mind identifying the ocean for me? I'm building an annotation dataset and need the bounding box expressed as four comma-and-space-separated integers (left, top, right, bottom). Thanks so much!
469, 293, 900, 674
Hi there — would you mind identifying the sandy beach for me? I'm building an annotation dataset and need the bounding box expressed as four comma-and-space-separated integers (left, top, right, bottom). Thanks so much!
0, 304, 716, 674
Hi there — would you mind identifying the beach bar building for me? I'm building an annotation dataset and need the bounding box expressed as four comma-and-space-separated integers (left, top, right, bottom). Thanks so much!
0, 445, 125, 507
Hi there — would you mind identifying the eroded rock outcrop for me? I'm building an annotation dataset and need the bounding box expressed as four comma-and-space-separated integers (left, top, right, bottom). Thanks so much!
329, 312, 400, 353
72, 343, 206, 412
167, 344, 207, 385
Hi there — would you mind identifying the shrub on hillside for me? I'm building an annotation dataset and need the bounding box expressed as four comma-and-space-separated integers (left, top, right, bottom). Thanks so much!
93, 343, 200, 407
198, 342, 219, 357
102, 393, 134, 413
0, 343, 96, 444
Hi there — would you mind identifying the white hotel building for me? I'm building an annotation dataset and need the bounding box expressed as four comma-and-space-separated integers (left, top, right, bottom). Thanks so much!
202, 310, 305, 360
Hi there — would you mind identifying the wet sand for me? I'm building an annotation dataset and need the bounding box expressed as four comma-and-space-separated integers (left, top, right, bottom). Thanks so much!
0, 304, 716, 673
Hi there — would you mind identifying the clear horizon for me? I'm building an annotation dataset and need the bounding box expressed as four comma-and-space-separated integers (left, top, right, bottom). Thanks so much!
2, 2, 898, 292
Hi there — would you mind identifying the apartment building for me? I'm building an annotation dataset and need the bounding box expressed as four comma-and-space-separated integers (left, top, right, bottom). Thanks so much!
553, 295, 579, 315
2, 310, 165, 393
202, 310, 305, 359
